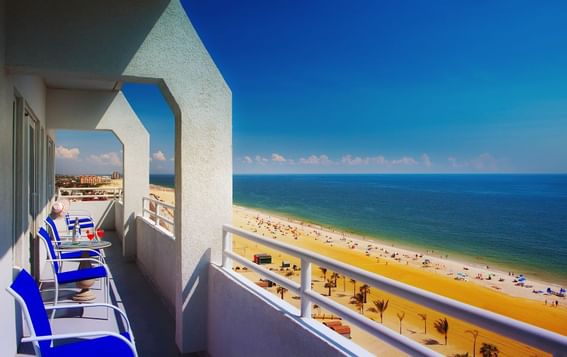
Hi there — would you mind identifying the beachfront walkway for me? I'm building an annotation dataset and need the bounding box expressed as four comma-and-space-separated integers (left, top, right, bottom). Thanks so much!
17, 232, 179, 356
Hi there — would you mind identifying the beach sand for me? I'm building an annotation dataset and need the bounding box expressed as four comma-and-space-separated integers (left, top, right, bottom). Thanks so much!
149, 186, 567, 356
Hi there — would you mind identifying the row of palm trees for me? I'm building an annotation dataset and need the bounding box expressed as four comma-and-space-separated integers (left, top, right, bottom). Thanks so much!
316, 267, 500, 356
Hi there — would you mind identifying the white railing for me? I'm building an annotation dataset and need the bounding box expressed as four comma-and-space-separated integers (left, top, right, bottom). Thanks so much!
57, 187, 123, 201
142, 197, 175, 235
222, 224, 567, 357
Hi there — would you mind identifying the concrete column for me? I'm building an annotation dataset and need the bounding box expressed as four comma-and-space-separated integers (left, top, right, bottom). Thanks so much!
46, 89, 149, 259
116, 2, 232, 352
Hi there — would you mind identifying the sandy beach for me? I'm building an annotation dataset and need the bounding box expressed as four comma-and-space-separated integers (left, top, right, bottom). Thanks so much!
149, 185, 567, 356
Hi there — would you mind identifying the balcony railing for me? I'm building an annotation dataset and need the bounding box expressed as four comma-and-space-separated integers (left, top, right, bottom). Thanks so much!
142, 197, 175, 235
222, 224, 567, 357
57, 187, 123, 201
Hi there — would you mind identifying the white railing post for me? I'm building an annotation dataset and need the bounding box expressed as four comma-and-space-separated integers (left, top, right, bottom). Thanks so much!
155, 202, 161, 227
222, 229, 233, 270
300, 257, 312, 318
142, 198, 147, 219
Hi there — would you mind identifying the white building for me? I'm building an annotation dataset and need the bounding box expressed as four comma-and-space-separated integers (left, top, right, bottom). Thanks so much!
1, 1, 566, 356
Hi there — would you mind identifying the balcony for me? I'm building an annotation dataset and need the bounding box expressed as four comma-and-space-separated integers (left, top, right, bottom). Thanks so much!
16, 218, 178, 356
44, 195, 566, 356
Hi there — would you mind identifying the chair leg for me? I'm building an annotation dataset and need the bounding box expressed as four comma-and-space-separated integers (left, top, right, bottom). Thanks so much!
105, 277, 109, 320
50, 281, 59, 321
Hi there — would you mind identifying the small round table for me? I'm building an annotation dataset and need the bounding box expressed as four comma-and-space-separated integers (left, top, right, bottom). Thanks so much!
57, 240, 111, 301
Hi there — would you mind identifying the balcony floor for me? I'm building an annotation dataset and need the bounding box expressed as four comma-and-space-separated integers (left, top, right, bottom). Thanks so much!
17, 231, 180, 356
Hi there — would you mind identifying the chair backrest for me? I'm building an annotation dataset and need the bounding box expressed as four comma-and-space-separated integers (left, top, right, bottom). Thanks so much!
65, 214, 95, 232
7, 269, 53, 353
45, 216, 62, 244
38, 227, 59, 274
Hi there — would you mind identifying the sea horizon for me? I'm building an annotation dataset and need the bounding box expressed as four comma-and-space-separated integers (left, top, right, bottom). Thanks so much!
151, 173, 567, 286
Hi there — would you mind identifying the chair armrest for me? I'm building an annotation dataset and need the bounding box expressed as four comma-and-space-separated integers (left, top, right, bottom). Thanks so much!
45, 303, 134, 339
47, 257, 103, 264
21, 331, 137, 356
46, 258, 111, 276
54, 248, 103, 256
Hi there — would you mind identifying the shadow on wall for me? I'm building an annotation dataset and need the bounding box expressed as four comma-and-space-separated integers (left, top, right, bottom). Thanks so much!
181, 248, 211, 353
6, 0, 171, 77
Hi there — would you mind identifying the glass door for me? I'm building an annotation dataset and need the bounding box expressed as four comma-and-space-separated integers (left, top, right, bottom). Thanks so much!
26, 111, 39, 277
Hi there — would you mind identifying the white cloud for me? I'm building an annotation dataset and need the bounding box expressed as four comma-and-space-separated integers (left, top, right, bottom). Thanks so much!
152, 150, 167, 161
448, 153, 500, 171
271, 153, 287, 162
341, 155, 387, 166
87, 152, 121, 166
243, 156, 253, 164
299, 154, 332, 165
55, 146, 80, 160
391, 156, 418, 165
421, 153, 432, 167
255, 155, 269, 164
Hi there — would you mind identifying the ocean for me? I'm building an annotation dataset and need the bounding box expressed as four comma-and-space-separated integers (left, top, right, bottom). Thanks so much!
152, 174, 567, 285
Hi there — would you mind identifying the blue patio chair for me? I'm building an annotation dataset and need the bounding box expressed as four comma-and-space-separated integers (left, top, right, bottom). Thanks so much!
45, 216, 105, 267
37, 227, 110, 319
7, 268, 137, 357
64, 212, 95, 235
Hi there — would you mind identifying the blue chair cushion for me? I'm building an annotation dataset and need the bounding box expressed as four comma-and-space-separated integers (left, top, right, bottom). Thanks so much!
9, 270, 52, 351
57, 266, 107, 285
60, 250, 101, 260
45, 332, 134, 357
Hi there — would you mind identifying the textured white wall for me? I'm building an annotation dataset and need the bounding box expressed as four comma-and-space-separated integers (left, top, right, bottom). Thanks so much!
0, 74, 52, 355
136, 216, 176, 315
47, 89, 149, 258
6, 1, 232, 353
0, 0, 17, 353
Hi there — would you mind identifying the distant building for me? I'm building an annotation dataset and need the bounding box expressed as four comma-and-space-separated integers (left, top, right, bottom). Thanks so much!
80, 175, 103, 185
111, 171, 122, 179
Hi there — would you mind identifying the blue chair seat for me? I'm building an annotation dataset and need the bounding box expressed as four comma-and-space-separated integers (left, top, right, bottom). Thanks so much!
57, 266, 107, 285
60, 250, 101, 260
45, 332, 134, 357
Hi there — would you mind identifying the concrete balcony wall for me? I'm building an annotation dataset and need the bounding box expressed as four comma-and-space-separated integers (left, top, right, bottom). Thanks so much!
136, 216, 176, 315
115, 200, 125, 240
68, 200, 116, 231
207, 265, 365, 357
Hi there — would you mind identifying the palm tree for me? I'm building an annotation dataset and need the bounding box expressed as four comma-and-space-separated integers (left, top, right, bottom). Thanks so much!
465, 330, 479, 357
396, 312, 405, 334
324, 279, 334, 296
479, 343, 499, 357
350, 292, 365, 314
319, 267, 328, 280
359, 284, 370, 303
276, 286, 288, 300
418, 313, 427, 334
433, 317, 449, 345
350, 278, 357, 296
372, 299, 389, 323
331, 272, 340, 286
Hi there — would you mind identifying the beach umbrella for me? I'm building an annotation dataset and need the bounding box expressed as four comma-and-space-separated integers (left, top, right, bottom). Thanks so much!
517, 276, 526, 282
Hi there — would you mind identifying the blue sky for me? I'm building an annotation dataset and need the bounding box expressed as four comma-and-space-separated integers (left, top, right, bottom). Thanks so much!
56, 1, 567, 175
